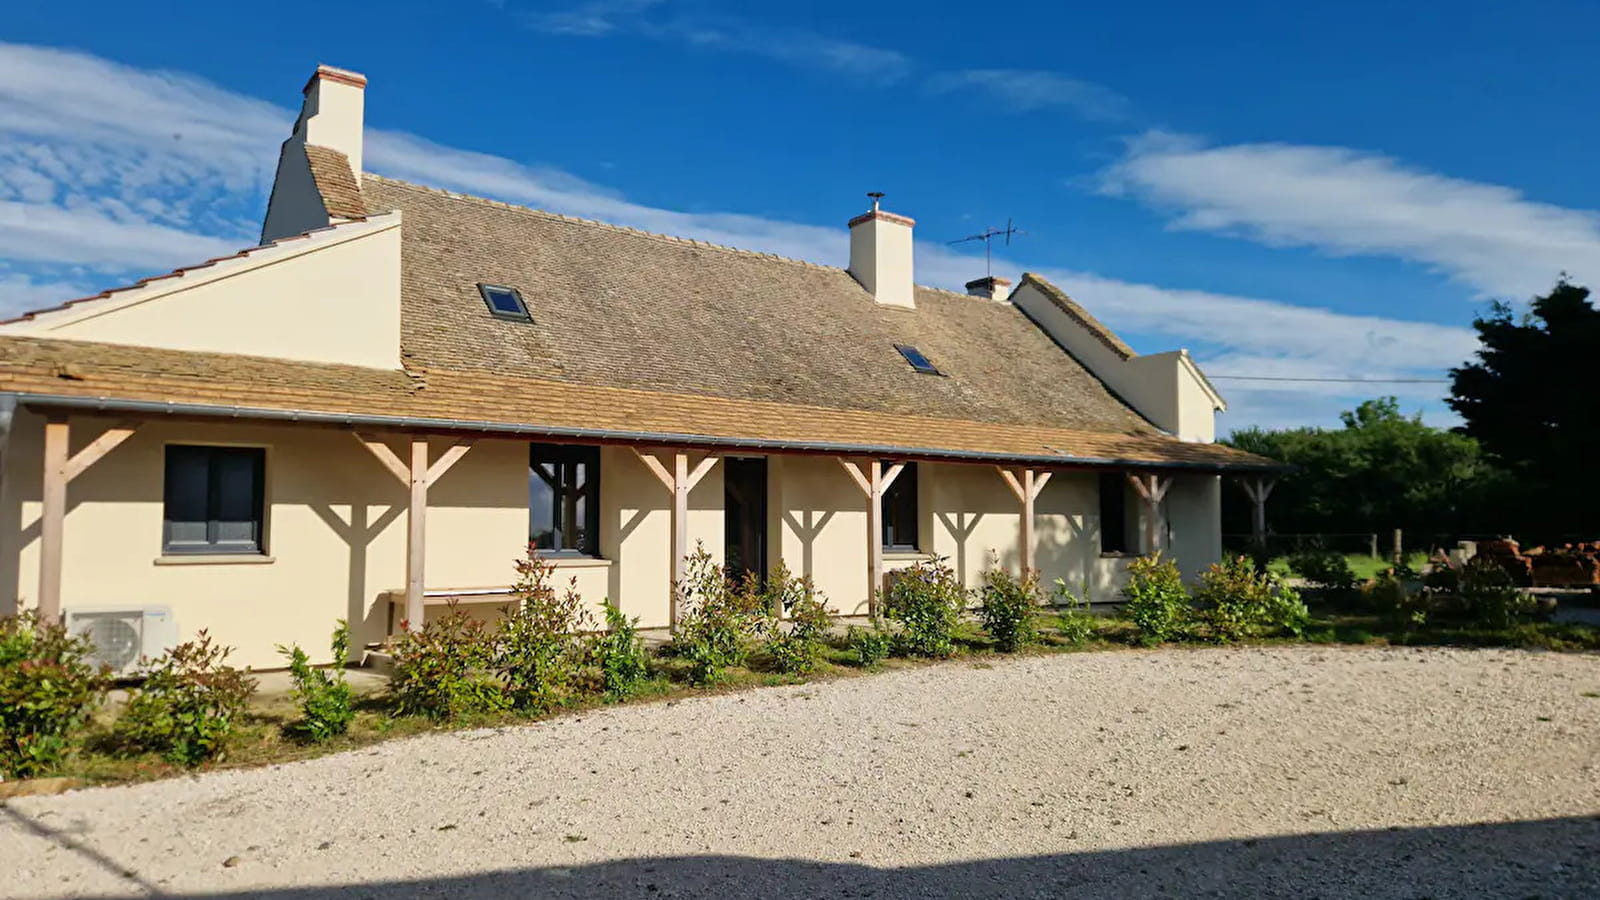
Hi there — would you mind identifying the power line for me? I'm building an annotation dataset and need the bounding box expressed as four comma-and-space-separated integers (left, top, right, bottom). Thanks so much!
1207, 375, 1451, 384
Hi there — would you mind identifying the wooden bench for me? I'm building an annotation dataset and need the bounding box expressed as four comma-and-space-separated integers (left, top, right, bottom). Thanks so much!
380, 587, 515, 634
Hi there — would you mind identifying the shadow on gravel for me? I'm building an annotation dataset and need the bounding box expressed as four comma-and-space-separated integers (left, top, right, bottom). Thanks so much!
33, 814, 1600, 899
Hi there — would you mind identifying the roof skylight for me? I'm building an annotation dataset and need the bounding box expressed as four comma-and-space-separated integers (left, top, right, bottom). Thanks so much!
479, 284, 531, 321
895, 344, 941, 375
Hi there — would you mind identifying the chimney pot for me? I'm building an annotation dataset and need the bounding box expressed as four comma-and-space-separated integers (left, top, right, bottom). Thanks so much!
965, 275, 1013, 302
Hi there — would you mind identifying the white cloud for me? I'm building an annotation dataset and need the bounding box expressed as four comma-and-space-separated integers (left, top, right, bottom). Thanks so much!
0, 200, 239, 269
928, 69, 1130, 121
517, 2, 911, 82
0, 41, 1476, 429
0, 273, 93, 320
1101, 132, 1600, 299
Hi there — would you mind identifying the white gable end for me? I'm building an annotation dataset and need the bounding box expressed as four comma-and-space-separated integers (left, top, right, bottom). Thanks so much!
0, 214, 403, 370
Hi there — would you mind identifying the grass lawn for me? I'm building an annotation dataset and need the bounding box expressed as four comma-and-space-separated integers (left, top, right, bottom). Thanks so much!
1265, 552, 1428, 581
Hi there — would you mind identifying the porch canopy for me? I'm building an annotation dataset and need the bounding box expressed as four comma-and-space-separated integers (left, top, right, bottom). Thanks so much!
0, 334, 1284, 627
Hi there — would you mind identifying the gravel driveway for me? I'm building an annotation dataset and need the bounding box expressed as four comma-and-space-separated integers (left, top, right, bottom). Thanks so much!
4, 645, 1598, 899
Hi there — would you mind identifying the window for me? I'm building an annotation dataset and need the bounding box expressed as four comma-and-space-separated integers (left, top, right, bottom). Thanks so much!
894, 344, 941, 375
1098, 472, 1130, 554
882, 461, 919, 551
479, 283, 531, 321
530, 444, 600, 555
163, 445, 266, 555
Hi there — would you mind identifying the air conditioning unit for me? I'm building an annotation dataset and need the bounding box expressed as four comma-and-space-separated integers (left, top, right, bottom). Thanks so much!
64, 606, 178, 677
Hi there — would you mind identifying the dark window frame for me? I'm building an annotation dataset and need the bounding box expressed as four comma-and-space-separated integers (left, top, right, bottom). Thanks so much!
162, 445, 267, 556
894, 344, 942, 376
529, 443, 601, 557
1098, 472, 1131, 555
478, 283, 532, 322
882, 461, 920, 551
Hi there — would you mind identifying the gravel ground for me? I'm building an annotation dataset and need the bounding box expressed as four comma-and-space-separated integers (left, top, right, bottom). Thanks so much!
4, 645, 1598, 899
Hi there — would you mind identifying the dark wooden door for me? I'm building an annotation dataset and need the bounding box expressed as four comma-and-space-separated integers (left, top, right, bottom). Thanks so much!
724, 457, 767, 582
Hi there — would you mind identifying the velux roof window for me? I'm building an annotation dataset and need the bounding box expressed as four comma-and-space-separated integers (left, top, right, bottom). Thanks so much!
479, 283, 531, 321
895, 343, 941, 375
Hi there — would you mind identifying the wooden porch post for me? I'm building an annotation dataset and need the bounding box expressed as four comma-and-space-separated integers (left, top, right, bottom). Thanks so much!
838, 458, 904, 617
634, 449, 719, 631
357, 434, 474, 632
997, 467, 1053, 575
1126, 472, 1172, 556
1238, 475, 1277, 551
37, 416, 139, 624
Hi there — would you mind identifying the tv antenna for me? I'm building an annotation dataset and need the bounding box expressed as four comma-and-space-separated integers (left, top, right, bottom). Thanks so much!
948, 218, 1024, 276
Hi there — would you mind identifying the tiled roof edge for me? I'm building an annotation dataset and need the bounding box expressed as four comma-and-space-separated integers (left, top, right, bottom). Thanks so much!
1018, 272, 1137, 360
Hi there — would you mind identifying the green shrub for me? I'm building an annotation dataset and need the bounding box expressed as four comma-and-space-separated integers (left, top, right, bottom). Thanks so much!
847, 622, 892, 668
495, 548, 594, 712
1457, 557, 1536, 629
277, 620, 354, 743
1194, 556, 1309, 640
757, 564, 834, 675
976, 567, 1038, 652
389, 607, 506, 720
594, 600, 649, 700
1119, 553, 1191, 646
113, 631, 256, 767
0, 613, 109, 778
673, 543, 761, 684
1287, 548, 1359, 591
1366, 570, 1428, 630
881, 558, 966, 658
1050, 579, 1098, 645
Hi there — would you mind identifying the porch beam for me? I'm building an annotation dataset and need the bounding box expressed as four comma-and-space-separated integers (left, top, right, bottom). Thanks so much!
1126, 472, 1172, 555
38, 418, 140, 624
997, 467, 1053, 576
634, 449, 719, 631
1237, 475, 1277, 547
841, 458, 901, 617
355, 432, 409, 485
404, 439, 428, 632
356, 435, 477, 633
425, 439, 474, 484
61, 425, 138, 482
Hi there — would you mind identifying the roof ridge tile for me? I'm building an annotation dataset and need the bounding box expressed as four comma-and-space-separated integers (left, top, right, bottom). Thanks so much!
362, 173, 851, 276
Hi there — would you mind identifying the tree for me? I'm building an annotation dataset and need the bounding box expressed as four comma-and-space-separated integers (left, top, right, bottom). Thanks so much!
1223, 398, 1497, 543
1448, 279, 1600, 537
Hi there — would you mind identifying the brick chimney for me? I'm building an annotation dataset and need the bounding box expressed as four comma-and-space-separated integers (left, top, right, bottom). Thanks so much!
848, 193, 916, 309
261, 65, 368, 243
965, 275, 1012, 302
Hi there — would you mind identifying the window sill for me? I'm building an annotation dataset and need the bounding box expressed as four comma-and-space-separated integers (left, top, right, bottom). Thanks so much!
884, 549, 932, 561
545, 556, 613, 569
1098, 551, 1138, 560
154, 554, 275, 566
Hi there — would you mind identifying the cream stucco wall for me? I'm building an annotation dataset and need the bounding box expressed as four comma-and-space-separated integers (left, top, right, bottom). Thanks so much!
0, 413, 1222, 669
1010, 282, 1222, 442
0, 216, 403, 370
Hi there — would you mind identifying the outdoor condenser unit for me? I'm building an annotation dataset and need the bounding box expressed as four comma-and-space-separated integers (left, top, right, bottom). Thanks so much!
63, 606, 178, 677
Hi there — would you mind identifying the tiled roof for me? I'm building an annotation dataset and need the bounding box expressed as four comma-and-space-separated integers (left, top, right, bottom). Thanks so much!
303, 145, 367, 220
0, 336, 1278, 470
1018, 272, 1136, 360
361, 176, 1159, 436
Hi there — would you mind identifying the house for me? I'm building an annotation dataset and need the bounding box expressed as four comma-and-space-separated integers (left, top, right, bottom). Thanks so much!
0, 66, 1278, 669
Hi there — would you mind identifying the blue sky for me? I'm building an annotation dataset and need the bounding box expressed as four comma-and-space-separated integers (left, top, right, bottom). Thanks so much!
4, 0, 1597, 432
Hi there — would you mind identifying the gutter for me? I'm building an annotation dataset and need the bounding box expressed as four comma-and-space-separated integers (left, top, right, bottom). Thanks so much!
2, 391, 1289, 475
0, 393, 14, 511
